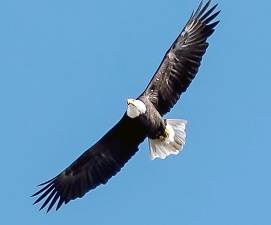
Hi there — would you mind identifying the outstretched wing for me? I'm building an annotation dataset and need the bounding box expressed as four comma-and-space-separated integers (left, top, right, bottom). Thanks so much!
32, 114, 146, 212
141, 0, 220, 115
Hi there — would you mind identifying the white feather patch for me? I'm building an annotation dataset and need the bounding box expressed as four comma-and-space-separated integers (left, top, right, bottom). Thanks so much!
126, 99, 146, 118
127, 104, 140, 118
149, 119, 187, 160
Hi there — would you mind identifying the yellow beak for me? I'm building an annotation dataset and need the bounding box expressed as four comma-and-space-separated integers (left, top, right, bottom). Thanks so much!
127, 99, 133, 105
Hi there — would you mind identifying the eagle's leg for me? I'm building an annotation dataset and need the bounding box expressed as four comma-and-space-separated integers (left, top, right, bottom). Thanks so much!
159, 127, 170, 141
148, 119, 187, 160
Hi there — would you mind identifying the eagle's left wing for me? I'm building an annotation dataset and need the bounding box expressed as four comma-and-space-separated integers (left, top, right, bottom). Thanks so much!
140, 1, 220, 116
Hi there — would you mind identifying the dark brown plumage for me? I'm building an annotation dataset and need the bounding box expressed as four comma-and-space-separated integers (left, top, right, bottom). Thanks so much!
32, 115, 146, 212
142, 0, 220, 115
32, 0, 220, 212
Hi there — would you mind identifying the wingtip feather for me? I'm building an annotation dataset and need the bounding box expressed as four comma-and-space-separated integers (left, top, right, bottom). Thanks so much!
194, 1, 204, 18
56, 198, 65, 211
197, 0, 211, 18
38, 177, 55, 186
39, 189, 56, 211
203, 10, 220, 24
47, 193, 60, 212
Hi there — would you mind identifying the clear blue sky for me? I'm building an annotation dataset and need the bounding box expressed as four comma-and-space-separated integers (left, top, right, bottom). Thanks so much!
0, 0, 270, 224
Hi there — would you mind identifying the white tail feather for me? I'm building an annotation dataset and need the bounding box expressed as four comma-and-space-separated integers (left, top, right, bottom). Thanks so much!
149, 119, 187, 160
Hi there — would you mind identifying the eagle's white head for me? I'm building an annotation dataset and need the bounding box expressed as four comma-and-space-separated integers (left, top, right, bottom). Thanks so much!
126, 99, 146, 118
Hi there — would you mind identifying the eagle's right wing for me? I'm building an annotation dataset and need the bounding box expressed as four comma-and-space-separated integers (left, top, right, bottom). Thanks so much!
32, 114, 146, 212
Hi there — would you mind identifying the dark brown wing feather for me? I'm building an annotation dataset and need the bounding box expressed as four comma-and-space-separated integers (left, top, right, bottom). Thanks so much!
32, 114, 146, 212
141, 0, 220, 115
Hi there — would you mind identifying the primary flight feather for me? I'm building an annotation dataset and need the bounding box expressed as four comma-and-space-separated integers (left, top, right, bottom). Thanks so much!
32, 0, 220, 212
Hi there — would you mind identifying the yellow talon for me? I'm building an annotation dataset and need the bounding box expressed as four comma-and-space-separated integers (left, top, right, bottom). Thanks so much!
159, 135, 165, 141
159, 128, 170, 141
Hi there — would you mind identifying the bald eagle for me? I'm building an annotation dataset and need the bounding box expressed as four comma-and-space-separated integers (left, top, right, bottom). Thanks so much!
32, 0, 220, 212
